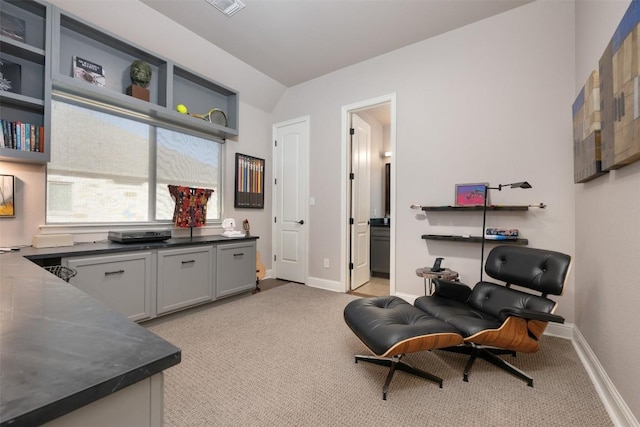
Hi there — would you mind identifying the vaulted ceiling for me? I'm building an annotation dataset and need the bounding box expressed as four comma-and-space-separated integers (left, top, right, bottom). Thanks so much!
141, 0, 533, 87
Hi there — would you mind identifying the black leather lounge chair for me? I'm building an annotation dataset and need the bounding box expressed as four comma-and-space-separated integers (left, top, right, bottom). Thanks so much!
414, 245, 572, 386
344, 245, 571, 398
344, 296, 463, 399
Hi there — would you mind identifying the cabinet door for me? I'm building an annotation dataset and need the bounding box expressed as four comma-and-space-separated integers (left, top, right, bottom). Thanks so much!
216, 241, 256, 298
65, 252, 153, 321
157, 246, 214, 315
370, 228, 390, 275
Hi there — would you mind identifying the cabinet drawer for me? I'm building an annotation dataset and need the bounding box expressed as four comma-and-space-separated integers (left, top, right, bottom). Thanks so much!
216, 241, 256, 298
65, 252, 153, 321
370, 227, 390, 238
157, 246, 214, 315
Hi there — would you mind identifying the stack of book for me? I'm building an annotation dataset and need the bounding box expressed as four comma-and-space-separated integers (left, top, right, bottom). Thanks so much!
0, 119, 45, 152
485, 228, 519, 240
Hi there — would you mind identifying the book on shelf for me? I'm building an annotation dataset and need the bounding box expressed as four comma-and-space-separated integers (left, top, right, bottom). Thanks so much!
485, 228, 519, 240
15, 122, 20, 150
484, 235, 519, 241
30, 124, 35, 151
1, 119, 7, 148
0, 119, 44, 152
72, 56, 106, 87
20, 122, 26, 151
39, 126, 44, 153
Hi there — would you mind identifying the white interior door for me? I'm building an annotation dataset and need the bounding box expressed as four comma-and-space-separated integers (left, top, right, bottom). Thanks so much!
273, 117, 309, 283
350, 114, 371, 289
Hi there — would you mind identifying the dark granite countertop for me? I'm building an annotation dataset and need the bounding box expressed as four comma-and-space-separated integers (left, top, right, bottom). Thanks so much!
370, 218, 390, 227
0, 246, 187, 426
23, 234, 259, 261
1, 234, 258, 426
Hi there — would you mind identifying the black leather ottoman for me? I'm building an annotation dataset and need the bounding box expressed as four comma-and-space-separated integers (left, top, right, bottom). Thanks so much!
344, 296, 463, 399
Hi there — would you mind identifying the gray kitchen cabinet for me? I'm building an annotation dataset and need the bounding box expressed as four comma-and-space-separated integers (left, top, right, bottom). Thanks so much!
216, 241, 256, 298
370, 227, 390, 276
65, 252, 153, 321
156, 245, 214, 315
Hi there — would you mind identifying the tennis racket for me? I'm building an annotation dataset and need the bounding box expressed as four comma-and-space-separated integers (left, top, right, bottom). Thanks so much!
188, 108, 228, 127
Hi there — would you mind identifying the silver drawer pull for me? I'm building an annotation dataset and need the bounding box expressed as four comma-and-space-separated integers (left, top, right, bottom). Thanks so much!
181, 260, 196, 265
105, 269, 125, 276
233, 253, 244, 257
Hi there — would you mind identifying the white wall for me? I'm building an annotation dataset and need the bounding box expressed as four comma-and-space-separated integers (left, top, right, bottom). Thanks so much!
0, 0, 281, 265
574, 0, 640, 420
272, 0, 577, 320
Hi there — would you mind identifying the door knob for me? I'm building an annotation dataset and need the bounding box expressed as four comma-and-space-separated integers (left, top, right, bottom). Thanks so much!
297, 220, 304, 225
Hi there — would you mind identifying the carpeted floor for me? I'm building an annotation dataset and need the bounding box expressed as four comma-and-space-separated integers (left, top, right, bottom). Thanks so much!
146, 283, 612, 427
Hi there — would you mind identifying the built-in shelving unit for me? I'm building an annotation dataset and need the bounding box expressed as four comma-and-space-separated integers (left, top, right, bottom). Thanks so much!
420, 205, 531, 245
0, 0, 239, 165
0, 0, 50, 163
52, 6, 239, 141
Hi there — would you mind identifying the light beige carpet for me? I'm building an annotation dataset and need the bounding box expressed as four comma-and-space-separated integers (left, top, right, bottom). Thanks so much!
146, 283, 612, 426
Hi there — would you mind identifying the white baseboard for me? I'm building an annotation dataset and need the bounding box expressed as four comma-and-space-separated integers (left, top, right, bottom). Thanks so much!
572, 326, 639, 427
305, 276, 343, 292
544, 321, 574, 340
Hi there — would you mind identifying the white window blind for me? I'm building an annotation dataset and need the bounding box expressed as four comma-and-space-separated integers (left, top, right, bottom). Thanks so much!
47, 100, 221, 224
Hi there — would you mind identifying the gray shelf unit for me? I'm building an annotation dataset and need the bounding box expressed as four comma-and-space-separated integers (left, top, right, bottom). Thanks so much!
0, 0, 239, 166
50, 6, 239, 142
421, 234, 529, 245
421, 205, 529, 212
420, 205, 530, 245
0, 0, 51, 163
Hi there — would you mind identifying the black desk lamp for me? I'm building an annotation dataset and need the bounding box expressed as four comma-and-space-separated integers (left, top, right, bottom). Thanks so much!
480, 182, 532, 281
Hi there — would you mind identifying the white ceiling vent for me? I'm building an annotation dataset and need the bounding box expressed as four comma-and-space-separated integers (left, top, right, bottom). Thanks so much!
205, 0, 245, 17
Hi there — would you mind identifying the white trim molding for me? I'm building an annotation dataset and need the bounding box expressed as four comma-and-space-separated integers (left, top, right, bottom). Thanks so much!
573, 327, 639, 427
306, 276, 343, 293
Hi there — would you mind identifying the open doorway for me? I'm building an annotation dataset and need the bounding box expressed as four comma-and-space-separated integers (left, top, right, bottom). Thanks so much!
341, 94, 395, 296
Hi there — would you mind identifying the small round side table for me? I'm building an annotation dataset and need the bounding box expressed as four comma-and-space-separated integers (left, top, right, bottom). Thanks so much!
415, 267, 459, 296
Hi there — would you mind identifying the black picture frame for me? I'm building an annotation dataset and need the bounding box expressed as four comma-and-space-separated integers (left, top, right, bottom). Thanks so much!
0, 59, 21, 94
0, 174, 15, 217
234, 153, 265, 209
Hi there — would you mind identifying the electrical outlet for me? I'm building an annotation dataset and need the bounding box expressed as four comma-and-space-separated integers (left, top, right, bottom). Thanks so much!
323, 258, 329, 268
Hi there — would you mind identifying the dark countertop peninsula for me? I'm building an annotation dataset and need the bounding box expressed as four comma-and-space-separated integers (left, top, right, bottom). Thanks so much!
0, 234, 256, 426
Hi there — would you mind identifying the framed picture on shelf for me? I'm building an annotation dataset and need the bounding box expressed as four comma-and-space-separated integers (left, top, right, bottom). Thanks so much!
234, 153, 264, 209
72, 56, 106, 87
0, 12, 26, 43
0, 59, 21, 93
0, 175, 15, 217
455, 183, 488, 207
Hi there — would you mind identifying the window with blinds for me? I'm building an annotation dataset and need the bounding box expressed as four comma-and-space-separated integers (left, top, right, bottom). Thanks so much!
47, 100, 222, 224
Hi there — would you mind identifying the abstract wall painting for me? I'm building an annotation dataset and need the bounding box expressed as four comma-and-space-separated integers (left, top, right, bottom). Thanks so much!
572, 70, 607, 183
599, 0, 640, 171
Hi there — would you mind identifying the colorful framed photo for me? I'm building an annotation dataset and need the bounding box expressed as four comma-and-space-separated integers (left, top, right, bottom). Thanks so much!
0, 175, 15, 217
234, 153, 265, 209
455, 183, 488, 207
